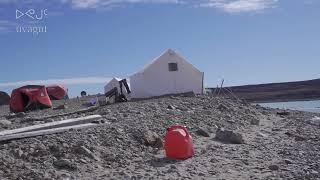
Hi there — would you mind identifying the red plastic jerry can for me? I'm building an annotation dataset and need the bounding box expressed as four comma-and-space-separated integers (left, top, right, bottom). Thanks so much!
164, 125, 194, 160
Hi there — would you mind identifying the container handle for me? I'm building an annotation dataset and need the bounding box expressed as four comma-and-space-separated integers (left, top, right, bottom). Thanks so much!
167, 125, 190, 138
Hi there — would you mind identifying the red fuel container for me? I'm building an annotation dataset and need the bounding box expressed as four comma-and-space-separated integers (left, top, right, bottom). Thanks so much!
164, 125, 194, 159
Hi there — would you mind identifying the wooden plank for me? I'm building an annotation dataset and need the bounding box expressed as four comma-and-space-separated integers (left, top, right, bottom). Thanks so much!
0, 123, 103, 142
0, 115, 102, 136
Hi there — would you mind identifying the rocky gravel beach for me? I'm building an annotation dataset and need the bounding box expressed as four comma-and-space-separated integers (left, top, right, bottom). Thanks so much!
0, 95, 319, 179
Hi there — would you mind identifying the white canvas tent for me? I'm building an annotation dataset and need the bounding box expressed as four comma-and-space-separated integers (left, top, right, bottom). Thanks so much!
104, 77, 130, 96
130, 49, 204, 99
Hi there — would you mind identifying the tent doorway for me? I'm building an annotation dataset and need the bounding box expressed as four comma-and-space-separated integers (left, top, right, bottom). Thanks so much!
21, 92, 29, 108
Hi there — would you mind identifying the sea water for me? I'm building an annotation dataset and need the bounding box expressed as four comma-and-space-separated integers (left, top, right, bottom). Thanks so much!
259, 100, 320, 113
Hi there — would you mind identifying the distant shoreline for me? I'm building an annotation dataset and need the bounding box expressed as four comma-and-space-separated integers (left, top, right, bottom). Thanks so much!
206, 78, 320, 104
253, 98, 320, 104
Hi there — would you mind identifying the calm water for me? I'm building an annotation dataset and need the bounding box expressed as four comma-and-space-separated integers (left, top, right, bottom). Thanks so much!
259, 100, 320, 113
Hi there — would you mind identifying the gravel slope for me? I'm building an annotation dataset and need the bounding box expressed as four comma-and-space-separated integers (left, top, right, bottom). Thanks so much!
0, 96, 319, 179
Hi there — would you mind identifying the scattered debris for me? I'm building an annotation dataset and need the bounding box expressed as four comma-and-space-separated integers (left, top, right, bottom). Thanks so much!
277, 111, 290, 116
82, 97, 98, 107
5, 112, 26, 119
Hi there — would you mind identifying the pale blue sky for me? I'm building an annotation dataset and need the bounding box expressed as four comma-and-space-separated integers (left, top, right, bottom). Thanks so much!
0, 0, 319, 97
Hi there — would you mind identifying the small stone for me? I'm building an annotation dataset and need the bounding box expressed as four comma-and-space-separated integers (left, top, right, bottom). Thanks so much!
16, 112, 26, 118
268, 165, 279, 171
181, 91, 195, 97
62, 143, 69, 148
45, 118, 55, 123
53, 159, 77, 171
257, 132, 267, 138
167, 105, 175, 110
250, 118, 260, 125
56, 172, 73, 180
53, 105, 67, 110
217, 104, 228, 111
108, 117, 117, 122
195, 127, 210, 137
136, 111, 145, 116
227, 119, 235, 124
0, 119, 12, 126
100, 109, 111, 115
294, 135, 306, 141
79, 146, 100, 161
14, 149, 24, 158
79, 159, 87, 163
177, 106, 189, 111
284, 159, 293, 164
215, 128, 244, 144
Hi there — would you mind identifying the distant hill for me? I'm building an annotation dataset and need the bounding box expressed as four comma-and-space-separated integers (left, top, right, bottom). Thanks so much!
206, 78, 320, 103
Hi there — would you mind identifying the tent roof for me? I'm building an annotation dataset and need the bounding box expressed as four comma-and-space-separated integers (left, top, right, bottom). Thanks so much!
46, 84, 68, 91
130, 49, 201, 76
112, 77, 122, 81
15, 85, 45, 91
106, 77, 122, 84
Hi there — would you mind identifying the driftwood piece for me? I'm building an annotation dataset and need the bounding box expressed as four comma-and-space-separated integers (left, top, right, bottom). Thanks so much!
0, 115, 102, 136
0, 123, 101, 142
